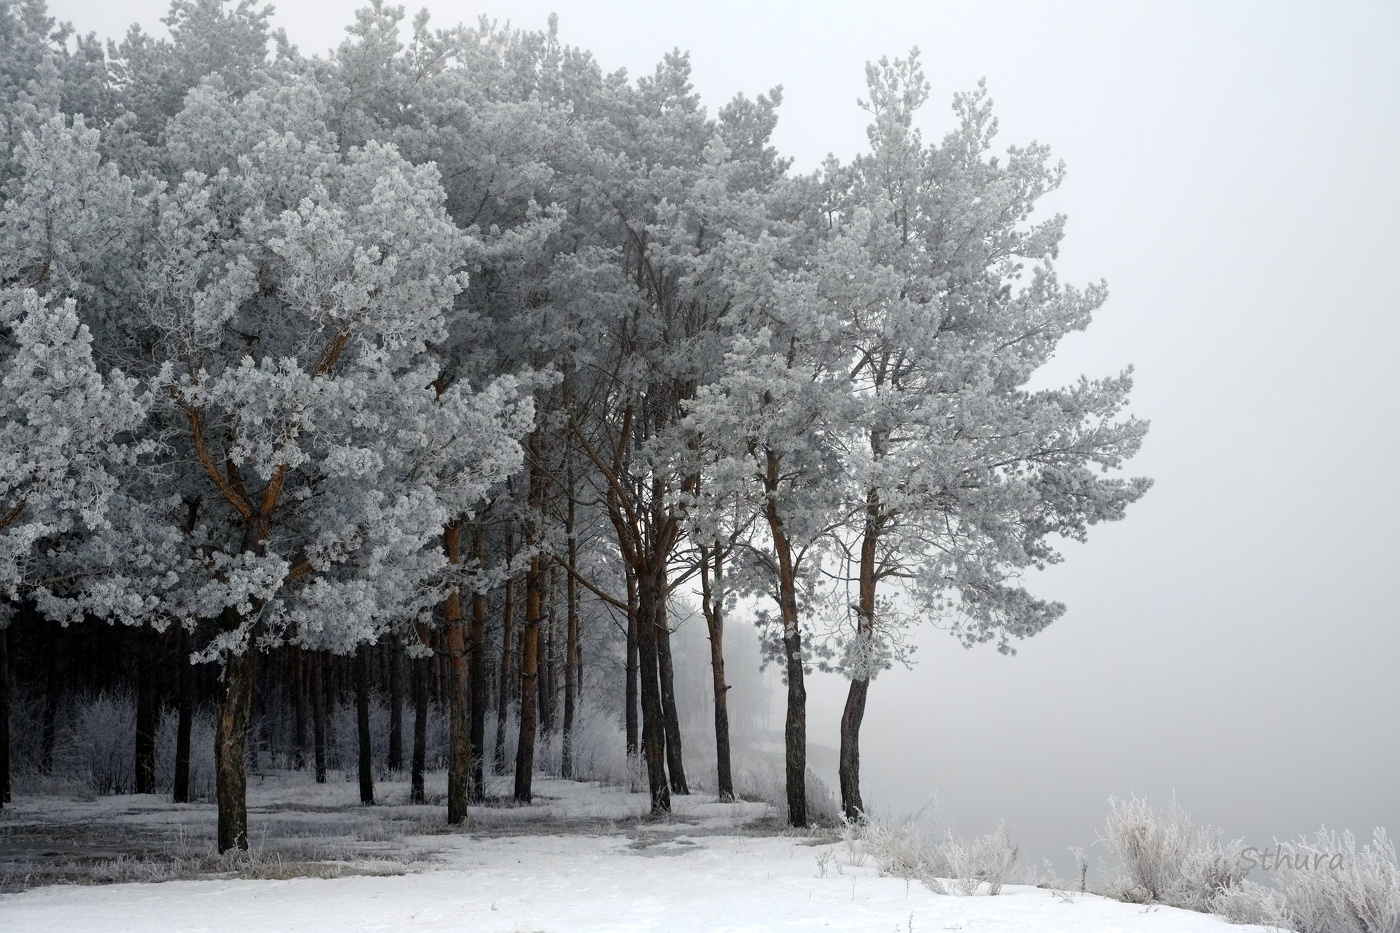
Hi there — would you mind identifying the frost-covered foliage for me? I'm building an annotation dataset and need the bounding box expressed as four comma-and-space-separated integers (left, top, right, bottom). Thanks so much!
1267, 828, 1400, 933
0, 289, 147, 598
0, 0, 1153, 838
846, 811, 1021, 896
1096, 797, 1399, 932
1100, 795, 1248, 912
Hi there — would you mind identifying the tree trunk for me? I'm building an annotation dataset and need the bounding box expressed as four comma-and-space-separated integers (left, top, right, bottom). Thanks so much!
355, 643, 375, 805
173, 626, 194, 802
134, 623, 159, 794
494, 529, 515, 776
444, 521, 471, 825
839, 484, 883, 821
1, 623, 10, 807
655, 588, 688, 794
215, 615, 255, 852
387, 635, 403, 773
411, 651, 428, 803
469, 527, 488, 802
513, 551, 542, 802
311, 650, 327, 784
634, 564, 671, 815
625, 567, 639, 758
698, 543, 733, 802
765, 450, 807, 828
561, 492, 580, 780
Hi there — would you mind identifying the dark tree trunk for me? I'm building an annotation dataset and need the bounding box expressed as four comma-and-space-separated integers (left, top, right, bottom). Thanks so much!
634, 565, 671, 815
513, 550, 542, 803
387, 636, 404, 773
655, 589, 688, 794
311, 650, 328, 784
355, 643, 375, 806
765, 450, 807, 828
173, 626, 194, 803
561, 492, 580, 780
134, 623, 159, 794
469, 527, 488, 802
410, 648, 428, 804
698, 543, 733, 802
444, 521, 471, 824
839, 678, 870, 819
1, 623, 10, 806
839, 484, 884, 821
494, 529, 515, 776
215, 615, 255, 852
624, 567, 639, 758
380, 636, 397, 767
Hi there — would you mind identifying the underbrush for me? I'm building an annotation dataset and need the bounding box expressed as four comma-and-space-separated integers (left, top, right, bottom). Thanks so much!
838, 806, 1020, 896
1098, 795, 1399, 933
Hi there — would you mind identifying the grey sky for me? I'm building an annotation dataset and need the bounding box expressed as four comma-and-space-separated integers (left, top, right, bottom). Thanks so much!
49, 0, 1400, 872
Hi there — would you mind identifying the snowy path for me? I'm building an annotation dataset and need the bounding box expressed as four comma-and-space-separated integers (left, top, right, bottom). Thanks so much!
2, 829, 1276, 933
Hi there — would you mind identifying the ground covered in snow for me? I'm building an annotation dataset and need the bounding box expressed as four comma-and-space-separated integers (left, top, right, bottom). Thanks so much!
0, 772, 1279, 932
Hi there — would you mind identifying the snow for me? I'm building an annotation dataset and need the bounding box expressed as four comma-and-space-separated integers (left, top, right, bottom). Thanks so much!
0, 775, 1278, 932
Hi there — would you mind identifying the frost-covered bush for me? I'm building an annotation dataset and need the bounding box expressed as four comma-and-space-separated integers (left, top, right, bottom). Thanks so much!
551, 700, 631, 785
63, 692, 136, 796
1272, 828, 1400, 933
941, 823, 1020, 895
853, 816, 943, 885
849, 811, 1022, 896
1100, 795, 1246, 911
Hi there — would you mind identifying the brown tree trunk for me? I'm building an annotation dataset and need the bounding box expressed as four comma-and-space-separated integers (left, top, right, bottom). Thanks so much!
215, 613, 256, 852
839, 484, 883, 821
765, 450, 807, 828
634, 564, 671, 814
494, 529, 515, 776
561, 492, 580, 780
655, 587, 688, 795
387, 635, 403, 773
134, 623, 159, 794
355, 643, 375, 805
513, 550, 542, 802
311, 650, 327, 784
625, 567, 639, 758
839, 678, 870, 819
173, 626, 195, 802
698, 543, 734, 802
444, 521, 470, 824
515, 432, 547, 802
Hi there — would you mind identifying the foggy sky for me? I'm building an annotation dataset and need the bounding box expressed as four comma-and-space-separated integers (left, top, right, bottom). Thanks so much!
48, 0, 1400, 874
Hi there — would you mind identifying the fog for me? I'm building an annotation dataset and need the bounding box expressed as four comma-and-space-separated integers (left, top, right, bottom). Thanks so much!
49, 0, 1400, 872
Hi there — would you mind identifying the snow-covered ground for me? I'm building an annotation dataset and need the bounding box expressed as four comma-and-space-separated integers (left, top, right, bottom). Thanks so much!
0, 774, 1278, 932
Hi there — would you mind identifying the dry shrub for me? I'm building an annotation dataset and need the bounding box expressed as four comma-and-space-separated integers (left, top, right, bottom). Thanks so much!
1100, 794, 1246, 911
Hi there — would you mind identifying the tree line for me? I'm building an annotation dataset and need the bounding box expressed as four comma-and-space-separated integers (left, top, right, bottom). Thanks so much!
0, 0, 1151, 851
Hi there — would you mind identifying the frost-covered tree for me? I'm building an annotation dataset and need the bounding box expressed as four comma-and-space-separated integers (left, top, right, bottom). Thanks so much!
820, 53, 1151, 820
0, 288, 146, 601
0, 73, 531, 848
